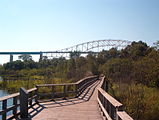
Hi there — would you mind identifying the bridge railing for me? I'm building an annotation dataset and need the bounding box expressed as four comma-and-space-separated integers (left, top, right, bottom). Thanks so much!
0, 87, 38, 120
97, 77, 133, 120
36, 76, 98, 100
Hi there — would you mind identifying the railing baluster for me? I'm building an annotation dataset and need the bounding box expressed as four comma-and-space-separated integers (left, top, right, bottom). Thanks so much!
51, 86, 55, 100
2, 99, 7, 120
29, 92, 33, 107
13, 96, 17, 116
34, 89, 38, 104
75, 84, 78, 97
35, 85, 39, 100
63, 85, 67, 98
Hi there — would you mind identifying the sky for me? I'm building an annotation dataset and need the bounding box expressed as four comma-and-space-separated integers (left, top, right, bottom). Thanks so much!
0, 0, 159, 63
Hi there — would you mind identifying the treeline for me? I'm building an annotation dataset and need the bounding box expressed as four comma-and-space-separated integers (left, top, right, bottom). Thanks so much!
0, 41, 159, 87
99, 41, 159, 88
0, 41, 158, 87
0, 52, 99, 93
0, 53, 98, 82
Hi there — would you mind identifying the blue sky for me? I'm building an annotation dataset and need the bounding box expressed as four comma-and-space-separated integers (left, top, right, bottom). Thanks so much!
0, 0, 159, 63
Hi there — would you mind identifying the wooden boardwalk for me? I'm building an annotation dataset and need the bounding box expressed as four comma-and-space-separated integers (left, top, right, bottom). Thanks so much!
28, 80, 103, 120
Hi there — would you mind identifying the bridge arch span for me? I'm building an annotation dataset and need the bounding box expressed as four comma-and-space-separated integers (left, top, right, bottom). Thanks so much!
59, 39, 132, 52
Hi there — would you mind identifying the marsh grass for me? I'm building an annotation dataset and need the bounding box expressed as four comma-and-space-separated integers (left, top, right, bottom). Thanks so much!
0, 77, 69, 94
110, 83, 159, 120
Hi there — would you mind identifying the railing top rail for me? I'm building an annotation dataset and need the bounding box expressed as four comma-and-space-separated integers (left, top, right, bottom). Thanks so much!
99, 76, 105, 88
36, 83, 76, 87
75, 75, 97, 84
0, 88, 37, 101
27, 88, 37, 93
36, 75, 97, 87
98, 87, 123, 107
117, 111, 133, 120
0, 93, 19, 101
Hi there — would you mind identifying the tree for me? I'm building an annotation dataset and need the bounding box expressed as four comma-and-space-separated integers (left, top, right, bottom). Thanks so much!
23, 60, 38, 69
153, 40, 159, 50
86, 54, 98, 75
70, 51, 81, 59
66, 58, 76, 79
3, 60, 24, 70
18, 54, 32, 61
134, 49, 159, 87
100, 58, 133, 83
120, 41, 149, 60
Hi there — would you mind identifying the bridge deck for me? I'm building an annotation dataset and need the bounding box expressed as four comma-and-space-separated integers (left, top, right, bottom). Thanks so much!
29, 80, 103, 120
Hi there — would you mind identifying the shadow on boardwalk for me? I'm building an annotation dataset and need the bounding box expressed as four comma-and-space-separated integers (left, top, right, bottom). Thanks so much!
38, 80, 100, 109
16, 80, 100, 120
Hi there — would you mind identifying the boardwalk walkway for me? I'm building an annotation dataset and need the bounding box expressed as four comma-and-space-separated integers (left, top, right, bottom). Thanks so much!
29, 80, 103, 120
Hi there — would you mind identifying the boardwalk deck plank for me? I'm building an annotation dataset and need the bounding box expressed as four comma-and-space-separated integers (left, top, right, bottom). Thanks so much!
30, 80, 103, 120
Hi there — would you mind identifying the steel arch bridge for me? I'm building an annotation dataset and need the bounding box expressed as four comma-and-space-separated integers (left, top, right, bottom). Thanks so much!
0, 39, 132, 62
43, 39, 132, 58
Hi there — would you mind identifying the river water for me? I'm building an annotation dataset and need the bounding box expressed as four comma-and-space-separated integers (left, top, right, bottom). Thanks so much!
0, 76, 9, 97
0, 90, 12, 120
0, 78, 18, 119
0, 90, 9, 97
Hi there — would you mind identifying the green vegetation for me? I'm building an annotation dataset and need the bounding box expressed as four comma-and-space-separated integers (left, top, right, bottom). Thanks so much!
0, 40, 158, 119
98, 41, 159, 120
112, 84, 159, 120
0, 53, 98, 93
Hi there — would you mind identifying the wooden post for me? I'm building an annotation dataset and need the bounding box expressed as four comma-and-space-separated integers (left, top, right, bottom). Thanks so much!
116, 106, 124, 120
51, 86, 55, 100
29, 99, 32, 107
2, 100, 7, 120
28, 91, 32, 107
110, 105, 115, 119
106, 80, 109, 92
13, 96, 17, 116
63, 85, 67, 99
103, 78, 109, 92
75, 84, 78, 97
20, 87, 28, 119
78, 83, 81, 95
35, 85, 39, 103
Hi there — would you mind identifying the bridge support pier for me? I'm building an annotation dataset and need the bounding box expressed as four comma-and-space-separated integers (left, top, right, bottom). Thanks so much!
10, 54, 13, 62
39, 52, 43, 61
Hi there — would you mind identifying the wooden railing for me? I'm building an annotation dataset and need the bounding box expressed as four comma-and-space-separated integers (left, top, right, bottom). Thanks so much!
0, 76, 98, 120
36, 76, 98, 100
0, 87, 38, 120
97, 77, 133, 120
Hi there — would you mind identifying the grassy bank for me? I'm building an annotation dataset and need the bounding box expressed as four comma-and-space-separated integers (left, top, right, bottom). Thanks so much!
0, 77, 72, 94
110, 83, 159, 120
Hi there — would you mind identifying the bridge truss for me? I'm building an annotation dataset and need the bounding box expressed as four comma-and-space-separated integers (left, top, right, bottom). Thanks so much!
0, 39, 132, 62
43, 39, 132, 58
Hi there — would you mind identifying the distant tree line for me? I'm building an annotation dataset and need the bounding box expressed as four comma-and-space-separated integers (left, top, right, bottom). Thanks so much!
99, 41, 159, 88
1, 40, 159, 87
